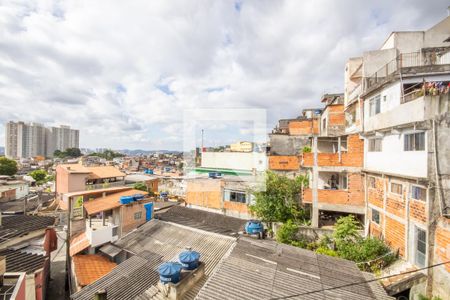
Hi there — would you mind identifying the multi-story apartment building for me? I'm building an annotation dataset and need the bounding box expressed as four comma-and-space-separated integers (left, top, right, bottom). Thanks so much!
5, 121, 47, 158
300, 94, 366, 228
50, 125, 79, 154
5, 121, 79, 158
346, 16, 450, 298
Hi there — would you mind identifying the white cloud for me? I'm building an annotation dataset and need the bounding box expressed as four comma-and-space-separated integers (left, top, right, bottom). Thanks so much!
0, 0, 448, 150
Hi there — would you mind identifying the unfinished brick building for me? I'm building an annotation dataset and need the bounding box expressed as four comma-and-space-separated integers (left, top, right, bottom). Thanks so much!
347, 16, 450, 299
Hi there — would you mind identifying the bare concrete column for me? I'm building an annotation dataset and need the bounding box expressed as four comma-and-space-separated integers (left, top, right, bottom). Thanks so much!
312, 136, 319, 228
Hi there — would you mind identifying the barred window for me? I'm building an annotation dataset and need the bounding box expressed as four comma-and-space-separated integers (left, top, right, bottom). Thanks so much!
404, 132, 425, 151
134, 211, 142, 220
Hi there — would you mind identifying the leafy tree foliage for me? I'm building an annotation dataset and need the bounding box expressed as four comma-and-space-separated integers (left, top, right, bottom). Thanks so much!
0, 157, 18, 176
89, 149, 125, 160
133, 182, 148, 192
250, 171, 308, 224
29, 169, 48, 185
54, 148, 82, 158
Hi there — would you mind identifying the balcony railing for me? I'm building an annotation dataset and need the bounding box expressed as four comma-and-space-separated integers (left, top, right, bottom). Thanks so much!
365, 48, 450, 91
86, 219, 119, 247
85, 180, 125, 191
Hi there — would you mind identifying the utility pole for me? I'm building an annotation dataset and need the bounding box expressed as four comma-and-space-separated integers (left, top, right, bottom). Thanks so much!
201, 129, 204, 152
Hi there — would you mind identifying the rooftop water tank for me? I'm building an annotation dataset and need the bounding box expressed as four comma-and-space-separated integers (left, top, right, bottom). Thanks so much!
145, 169, 154, 174
133, 194, 145, 201
158, 262, 182, 284
179, 250, 200, 270
119, 196, 134, 205
245, 220, 264, 238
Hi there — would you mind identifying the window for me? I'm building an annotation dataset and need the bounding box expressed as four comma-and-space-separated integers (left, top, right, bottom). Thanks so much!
322, 118, 327, 131
390, 182, 403, 195
230, 191, 247, 204
368, 138, 382, 152
134, 211, 142, 220
404, 132, 425, 151
415, 227, 426, 267
341, 174, 348, 190
371, 209, 380, 224
368, 176, 376, 188
369, 95, 381, 116
112, 226, 118, 237
411, 186, 426, 201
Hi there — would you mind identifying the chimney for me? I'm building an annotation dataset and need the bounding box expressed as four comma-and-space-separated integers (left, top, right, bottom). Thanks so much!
94, 290, 107, 300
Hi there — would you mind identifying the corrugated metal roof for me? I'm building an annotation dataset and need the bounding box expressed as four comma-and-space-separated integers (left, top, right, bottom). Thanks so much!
156, 206, 246, 235
71, 220, 236, 300
0, 248, 47, 274
196, 238, 394, 300
0, 215, 55, 244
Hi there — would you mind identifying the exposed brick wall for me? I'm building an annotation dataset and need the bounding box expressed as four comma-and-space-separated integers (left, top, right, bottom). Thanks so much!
301, 134, 363, 167
288, 119, 319, 135
302, 173, 363, 207
224, 201, 249, 214
303, 188, 312, 203
385, 216, 405, 256
434, 218, 450, 273
386, 196, 405, 219
269, 156, 300, 170
368, 176, 384, 208
410, 199, 427, 224
186, 180, 223, 210
121, 201, 147, 235
327, 104, 345, 126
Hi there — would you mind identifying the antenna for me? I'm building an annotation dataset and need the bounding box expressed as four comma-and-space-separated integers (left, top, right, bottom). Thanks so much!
201, 129, 204, 152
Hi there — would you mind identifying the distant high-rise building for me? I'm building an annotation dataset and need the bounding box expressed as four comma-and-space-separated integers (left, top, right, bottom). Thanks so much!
5, 121, 79, 158
51, 125, 80, 154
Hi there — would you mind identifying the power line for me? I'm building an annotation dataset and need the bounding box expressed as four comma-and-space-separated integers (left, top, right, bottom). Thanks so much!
268, 260, 450, 300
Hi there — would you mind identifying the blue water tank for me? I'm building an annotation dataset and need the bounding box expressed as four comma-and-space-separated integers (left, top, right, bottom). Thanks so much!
119, 196, 134, 204
133, 193, 145, 201
158, 262, 182, 284
179, 250, 200, 270
145, 169, 154, 174
245, 220, 264, 236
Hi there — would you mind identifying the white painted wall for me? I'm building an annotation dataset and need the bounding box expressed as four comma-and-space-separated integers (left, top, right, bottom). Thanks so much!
365, 131, 428, 178
201, 152, 267, 172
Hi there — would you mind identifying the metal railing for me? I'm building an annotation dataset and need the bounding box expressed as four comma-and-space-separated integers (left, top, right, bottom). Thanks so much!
365, 48, 450, 91
85, 180, 125, 191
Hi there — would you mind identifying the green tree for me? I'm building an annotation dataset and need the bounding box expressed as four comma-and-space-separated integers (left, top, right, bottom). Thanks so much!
250, 171, 308, 226
0, 157, 18, 176
276, 220, 299, 244
133, 182, 148, 192
29, 169, 48, 185
65, 148, 82, 157
333, 215, 361, 245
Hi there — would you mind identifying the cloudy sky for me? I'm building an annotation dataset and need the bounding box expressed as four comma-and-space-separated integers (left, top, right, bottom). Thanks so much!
0, 0, 448, 150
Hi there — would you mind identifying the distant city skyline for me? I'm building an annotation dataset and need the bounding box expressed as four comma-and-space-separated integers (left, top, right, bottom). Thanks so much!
0, 1, 448, 150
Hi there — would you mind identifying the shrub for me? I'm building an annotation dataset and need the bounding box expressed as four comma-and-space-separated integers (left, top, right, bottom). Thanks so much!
276, 220, 299, 244
302, 146, 311, 153
333, 215, 361, 245
316, 247, 338, 257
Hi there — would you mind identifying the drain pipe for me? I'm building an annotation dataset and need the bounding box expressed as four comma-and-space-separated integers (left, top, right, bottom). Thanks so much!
432, 119, 444, 216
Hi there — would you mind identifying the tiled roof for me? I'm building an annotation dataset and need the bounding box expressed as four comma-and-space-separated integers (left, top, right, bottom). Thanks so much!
0, 248, 47, 274
156, 206, 246, 235
86, 166, 126, 180
0, 215, 55, 244
70, 232, 90, 257
83, 189, 148, 215
196, 238, 394, 300
73, 255, 117, 287
71, 220, 236, 300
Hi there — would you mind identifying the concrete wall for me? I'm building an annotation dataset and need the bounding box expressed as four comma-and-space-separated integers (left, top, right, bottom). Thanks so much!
424, 16, 450, 48
269, 134, 309, 156
201, 152, 267, 172
362, 48, 397, 77
365, 131, 428, 178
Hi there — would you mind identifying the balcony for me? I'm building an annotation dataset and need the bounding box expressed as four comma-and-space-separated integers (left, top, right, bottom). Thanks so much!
85, 180, 126, 191
85, 219, 119, 247
364, 94, 449, 132
365, 48, 450, 93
